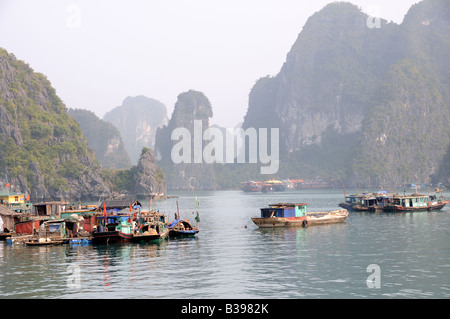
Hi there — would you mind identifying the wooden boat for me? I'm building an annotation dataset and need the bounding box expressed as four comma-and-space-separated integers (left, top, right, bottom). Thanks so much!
383, 193, 449, 212
252, 203, 349, 228
252, 203, 308, 228
261, 180, 285, 192
131, 211, 169, 243
306, 210, 349, 226
25, 237, 68, 246
168, 218, 199, 238
92, 215, 133, 244
241, 181, 261, 192
339, 194, 365, 210
339, 192, 392, 212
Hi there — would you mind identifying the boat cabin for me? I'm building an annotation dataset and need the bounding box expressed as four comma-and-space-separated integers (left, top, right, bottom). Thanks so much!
392, 194, 429, 208
96, 215, 131, 232
344, 194, 365, 205
260, 203, 307, 218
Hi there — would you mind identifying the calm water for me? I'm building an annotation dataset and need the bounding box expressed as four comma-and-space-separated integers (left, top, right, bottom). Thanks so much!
1, 189, 449, 299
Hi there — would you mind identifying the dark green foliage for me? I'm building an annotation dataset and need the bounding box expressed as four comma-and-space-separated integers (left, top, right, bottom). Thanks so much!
0, 47, 111, 200
68, 108, 132, 169
102, 167, 137, 193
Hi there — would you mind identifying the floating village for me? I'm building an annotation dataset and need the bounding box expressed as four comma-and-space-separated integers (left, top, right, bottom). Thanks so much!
0, 190, 200, 246
1, 178, 449, 247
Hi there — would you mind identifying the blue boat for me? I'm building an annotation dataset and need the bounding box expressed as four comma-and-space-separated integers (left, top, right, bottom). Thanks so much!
168, 219, 199, 238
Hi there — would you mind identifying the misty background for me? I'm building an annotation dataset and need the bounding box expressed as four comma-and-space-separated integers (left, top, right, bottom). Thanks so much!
0, 0, 419, 129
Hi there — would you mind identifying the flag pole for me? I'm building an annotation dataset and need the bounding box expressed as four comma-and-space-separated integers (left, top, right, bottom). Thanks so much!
103, 202, 107, 228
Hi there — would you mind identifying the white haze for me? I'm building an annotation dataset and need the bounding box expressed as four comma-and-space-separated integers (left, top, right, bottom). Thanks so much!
0, 0, 419, 128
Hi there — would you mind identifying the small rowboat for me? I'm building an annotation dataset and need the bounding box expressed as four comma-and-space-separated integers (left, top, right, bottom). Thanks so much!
25, 238, 68, 246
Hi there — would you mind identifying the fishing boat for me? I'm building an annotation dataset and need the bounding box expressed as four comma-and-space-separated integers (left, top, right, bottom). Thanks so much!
261, 180, 285, 192
168, 218, 199, 238
131, 211, 169, 243
252, 203, 349, 228
339, 193, 366, 210
339, 191, 392, 212
241, 181, 261, 192
252, 203, 308, 228
92, 201, 137, 244
92, 215, 134, 244
383, 192, 449, 212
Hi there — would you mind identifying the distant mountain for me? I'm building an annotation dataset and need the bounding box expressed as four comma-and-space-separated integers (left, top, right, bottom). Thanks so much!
242, 0, 450, 187
0, 48, 111, 201
155, 90, 217, 190
103, 96, 168, 165
68, 108, 132, 169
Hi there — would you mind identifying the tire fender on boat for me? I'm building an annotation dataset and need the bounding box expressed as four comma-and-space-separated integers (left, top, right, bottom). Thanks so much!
302, 220, 308, 228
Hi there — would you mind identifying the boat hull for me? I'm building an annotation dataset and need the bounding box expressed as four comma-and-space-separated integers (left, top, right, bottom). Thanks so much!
25, 238, 68, 246
131, 229, 169, 243
169, 229, 199, 238
383, 202, 448, 212
252, 209, 349, 228
92, 231, 130, 244
251, 217, 307, 228
306, 210, 349, 225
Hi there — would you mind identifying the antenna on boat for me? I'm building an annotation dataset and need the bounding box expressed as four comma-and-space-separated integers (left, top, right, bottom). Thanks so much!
195, 196, 200, 229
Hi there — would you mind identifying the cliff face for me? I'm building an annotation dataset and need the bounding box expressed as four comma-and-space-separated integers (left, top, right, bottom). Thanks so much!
0, 48, 112, 201
244, 3, 396, 152
155, 90, 217, 190
103, 96, 168, 165
132, 148, 166, 196
68, 108, 132, 169
348, 0, 450, 186
242, 0, 450, 186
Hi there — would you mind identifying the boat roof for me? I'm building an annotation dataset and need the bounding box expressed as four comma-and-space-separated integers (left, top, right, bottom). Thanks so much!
33, 201, 69, 207
268, 203, 308, 208
392, 193, 430, 198
264, 180, 283, 184
0, 205, 23, 216
98, 198, 142, 210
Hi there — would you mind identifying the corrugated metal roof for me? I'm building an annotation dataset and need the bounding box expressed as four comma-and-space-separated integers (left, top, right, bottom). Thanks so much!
0, 205, 23, 216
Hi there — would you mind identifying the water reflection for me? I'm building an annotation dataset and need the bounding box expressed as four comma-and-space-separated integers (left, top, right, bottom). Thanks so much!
1, 189, 449, 298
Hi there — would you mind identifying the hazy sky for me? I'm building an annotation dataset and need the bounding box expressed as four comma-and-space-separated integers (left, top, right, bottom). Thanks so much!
0, 0, 420, 128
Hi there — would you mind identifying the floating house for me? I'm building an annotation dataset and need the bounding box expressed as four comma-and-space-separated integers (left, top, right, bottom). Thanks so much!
0, 191, 32, 214
33, 201, 69, 217
0, 191, 26, 205
0, 205, 25, 238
